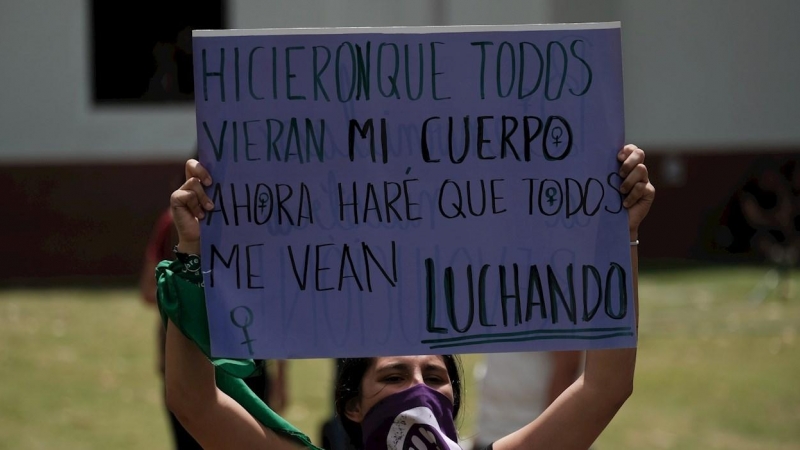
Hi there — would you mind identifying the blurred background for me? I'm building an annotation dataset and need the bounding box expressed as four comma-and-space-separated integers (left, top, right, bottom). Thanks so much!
0, 0, 798, 449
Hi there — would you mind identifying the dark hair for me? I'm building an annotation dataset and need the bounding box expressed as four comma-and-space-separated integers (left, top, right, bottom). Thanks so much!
333, 355, 463, 448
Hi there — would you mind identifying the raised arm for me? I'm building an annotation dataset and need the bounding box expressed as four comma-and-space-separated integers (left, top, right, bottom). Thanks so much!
494, 144, 655, 450
163, 160, 305, 450
545, 351, 583, 407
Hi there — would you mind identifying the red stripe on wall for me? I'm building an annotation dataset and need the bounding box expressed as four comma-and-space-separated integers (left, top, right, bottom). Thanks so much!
1, 150, 797, 285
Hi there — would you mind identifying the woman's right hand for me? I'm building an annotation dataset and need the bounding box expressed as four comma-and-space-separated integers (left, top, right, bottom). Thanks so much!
170, 159, 214, 254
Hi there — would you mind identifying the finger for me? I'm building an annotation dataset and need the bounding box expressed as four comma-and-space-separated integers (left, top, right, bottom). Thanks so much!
617, 144, 643, 162
624, 181, 656, 209
174, 178, 211, 218
185, 159, 212, 186
623, 182, 646, 208
172, 181, 206, 219
181, 177, 215, 211
171, 188, 206, 220
617, 144, 645, 177
619, 163, 649, 194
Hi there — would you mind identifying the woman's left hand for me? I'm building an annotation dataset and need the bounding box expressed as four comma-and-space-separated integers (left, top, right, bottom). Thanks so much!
617, 144, 656, 238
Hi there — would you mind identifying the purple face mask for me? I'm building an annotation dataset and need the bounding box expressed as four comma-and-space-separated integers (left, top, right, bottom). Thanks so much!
360, 384, 461, 450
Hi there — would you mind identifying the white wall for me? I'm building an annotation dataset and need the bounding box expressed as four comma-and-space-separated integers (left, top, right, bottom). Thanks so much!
444, 0, 552, 26
0, 0, 196, 162
0, 0, 797, 162
0, 0, 453, 163
232, 0, 442, 29
552, 0, 800, 150
622, 0, 800, 150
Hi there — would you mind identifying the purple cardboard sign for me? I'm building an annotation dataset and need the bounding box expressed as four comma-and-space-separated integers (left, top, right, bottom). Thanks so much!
192, 23, 633, 359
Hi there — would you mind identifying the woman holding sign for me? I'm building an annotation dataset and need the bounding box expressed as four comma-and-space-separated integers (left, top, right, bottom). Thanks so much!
159, 144, 654, 449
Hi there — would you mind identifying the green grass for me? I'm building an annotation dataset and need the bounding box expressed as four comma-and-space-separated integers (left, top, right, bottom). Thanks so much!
0, 266, 798, 449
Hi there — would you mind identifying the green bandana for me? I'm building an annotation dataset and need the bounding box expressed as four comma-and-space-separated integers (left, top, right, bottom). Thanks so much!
156, 259, 321, 449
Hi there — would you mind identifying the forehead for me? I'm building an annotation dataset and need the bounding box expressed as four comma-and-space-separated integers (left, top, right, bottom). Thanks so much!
371, 355, 447, 370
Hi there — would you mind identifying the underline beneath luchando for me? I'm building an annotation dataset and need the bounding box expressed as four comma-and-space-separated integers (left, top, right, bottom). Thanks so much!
421, 327, 634, 349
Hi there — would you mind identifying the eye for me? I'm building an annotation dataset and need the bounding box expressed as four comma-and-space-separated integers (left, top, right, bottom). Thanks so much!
382, 374, 404, 383
424, 375, 447, 385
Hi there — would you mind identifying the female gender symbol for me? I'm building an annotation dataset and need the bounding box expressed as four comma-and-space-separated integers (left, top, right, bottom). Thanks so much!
257, 192, 270, 214
545, 187, 558, 206
550, 126, 563, 146
230, 306, 255, 356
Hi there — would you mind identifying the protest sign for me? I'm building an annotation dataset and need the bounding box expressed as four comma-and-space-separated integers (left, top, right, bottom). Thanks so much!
192, 23, 632, 359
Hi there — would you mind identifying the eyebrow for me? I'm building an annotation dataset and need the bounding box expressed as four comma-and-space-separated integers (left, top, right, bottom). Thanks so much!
374, 362, 448, 374
422, 363, 448, 374
374, 363, 410, 374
